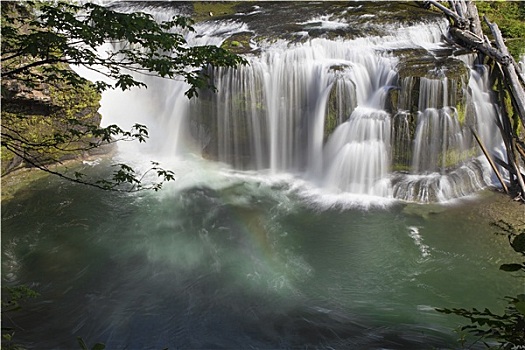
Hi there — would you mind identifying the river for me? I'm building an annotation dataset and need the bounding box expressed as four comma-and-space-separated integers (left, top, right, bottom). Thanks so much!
2, 158, 522, 348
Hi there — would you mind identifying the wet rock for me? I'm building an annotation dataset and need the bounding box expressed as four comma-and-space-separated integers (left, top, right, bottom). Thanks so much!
394, 56, 470, 112
222, 32, 260, 55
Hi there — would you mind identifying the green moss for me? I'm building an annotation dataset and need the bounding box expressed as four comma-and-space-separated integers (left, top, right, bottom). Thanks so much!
192, 2, 242, 22
438, 148, 478, 169
497, 83, 523, 136
324, 111, 338, 141
221, 32, 255, 54
0, 145, 19, 175
323, 77, 359, 142
456, 101, 466, 125
1, 76, 102, 175
396, 57, 469, 112
386, 87, 399, 114
391, 163, 411, 172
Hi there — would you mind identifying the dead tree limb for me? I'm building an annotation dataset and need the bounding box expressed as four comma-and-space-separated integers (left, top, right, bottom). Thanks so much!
465, 1, 483, 37
484, 18, 525, 125
471, 128, 509, 194
428, 0, 463, 26
428, 1, 525, 124
427, 1, 525, 200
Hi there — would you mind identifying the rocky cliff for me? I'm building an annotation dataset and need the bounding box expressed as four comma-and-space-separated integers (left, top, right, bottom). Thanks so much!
1, 74, 105, 175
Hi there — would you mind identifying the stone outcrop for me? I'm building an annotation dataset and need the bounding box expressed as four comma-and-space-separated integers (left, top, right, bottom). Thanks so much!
1, 75, 106, 175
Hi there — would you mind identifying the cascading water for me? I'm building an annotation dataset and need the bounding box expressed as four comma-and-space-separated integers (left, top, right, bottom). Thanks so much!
391, 60, 503, 202
198, 39, 397, 182
322, 107, 392, 196
102, 3, 505, 204
5, 4, 524, 349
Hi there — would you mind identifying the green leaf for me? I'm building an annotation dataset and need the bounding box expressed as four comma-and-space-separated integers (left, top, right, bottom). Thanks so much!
77, 337, 89, 350
92, 343, 106, 350
511, 233, 525, 254
515, 301, 525, 315
499, 263, 524, 272
1, 0, 246, 193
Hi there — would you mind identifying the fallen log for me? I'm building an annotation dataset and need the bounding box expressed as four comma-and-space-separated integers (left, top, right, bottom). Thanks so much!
427, 1, 525, 125
427, 0, 525, 202
495, 68, 525, 196
427, 0, 462, 25
471, 127, 509, 194
448, 26, 510, 65
484, 18, 525, 126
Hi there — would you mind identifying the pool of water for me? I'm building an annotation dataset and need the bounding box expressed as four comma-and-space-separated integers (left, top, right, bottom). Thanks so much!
1, 159, 522, 349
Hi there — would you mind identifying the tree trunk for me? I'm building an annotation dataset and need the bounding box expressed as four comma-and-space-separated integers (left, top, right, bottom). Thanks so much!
484, 18, 525, 126
427, 0, 525, 200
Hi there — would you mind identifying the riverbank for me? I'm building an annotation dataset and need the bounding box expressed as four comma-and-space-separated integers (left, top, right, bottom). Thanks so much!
1, 144, 115, 202
473, 189, 525, 229
402, 188, 524, 231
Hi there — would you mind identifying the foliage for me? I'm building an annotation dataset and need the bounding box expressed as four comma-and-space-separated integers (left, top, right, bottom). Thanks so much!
1, 1, 246, 192
1, 1, 246, 96
476, 1, 525, 60
1, 78, 102, 174
1, 285, 40, 350
1, 285, 40, 313
476, 1, 525, 39
77, 337, 105, 350
437, 221, 525, 349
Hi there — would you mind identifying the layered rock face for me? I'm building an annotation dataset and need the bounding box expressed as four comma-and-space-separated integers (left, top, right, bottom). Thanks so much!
1, 76, 103, 175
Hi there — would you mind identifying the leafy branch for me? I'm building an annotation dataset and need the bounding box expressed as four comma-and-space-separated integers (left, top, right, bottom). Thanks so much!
1, 1, 246, 191
1, 1, 247, 97
437, 221, 525, 349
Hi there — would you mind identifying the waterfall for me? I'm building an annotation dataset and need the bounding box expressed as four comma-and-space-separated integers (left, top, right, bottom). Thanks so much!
322, 107, 392, 196
95, 4, 507, 203
391, 62, 503, 202
411, 107, 464, 174
198, 38, 398, 196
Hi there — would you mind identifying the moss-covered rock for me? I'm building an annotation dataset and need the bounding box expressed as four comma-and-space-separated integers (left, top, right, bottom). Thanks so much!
395, 56, 470, 112
192, 2, 242, 22
1, 75, 105, 175
221, 32, 258, 55
391, 111, 416, 172
324, 76, 357, 142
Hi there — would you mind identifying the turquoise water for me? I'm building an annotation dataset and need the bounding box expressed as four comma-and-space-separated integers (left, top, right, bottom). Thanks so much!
1, 160, 522, 349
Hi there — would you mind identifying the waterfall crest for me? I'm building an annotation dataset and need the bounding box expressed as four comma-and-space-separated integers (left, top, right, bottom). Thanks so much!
98, 3, 506, 204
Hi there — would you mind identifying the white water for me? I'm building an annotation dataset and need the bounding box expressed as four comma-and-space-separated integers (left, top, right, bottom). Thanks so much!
322, 107, 391, 197
91, 6, 505, 204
